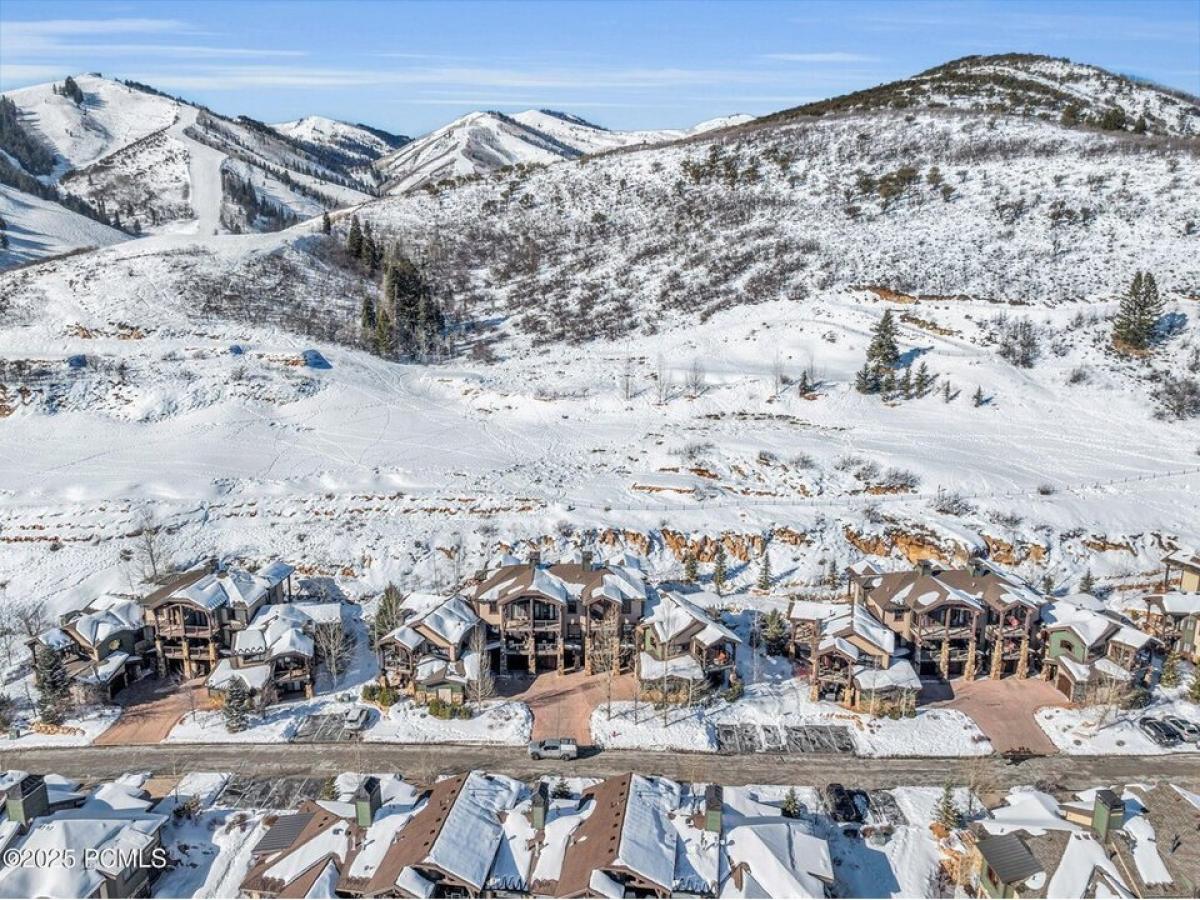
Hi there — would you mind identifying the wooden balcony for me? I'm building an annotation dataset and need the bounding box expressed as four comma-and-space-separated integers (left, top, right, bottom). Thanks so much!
156, 624, 216, 639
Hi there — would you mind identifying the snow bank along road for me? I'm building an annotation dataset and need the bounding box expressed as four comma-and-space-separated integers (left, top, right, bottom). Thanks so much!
5, 745, 1199, 791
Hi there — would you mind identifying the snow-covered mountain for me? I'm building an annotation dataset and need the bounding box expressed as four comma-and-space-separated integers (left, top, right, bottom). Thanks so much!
272, 115, 409, 184
0, 75, 377, 263
377, 109, 754, 193
1, 54, 1198, 608
0, 183, 127, 266
768, 53, 1200, 136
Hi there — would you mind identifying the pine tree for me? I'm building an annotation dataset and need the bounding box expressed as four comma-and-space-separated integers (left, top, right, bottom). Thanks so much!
1133, 115, 1147, 135
914, 361, 935, 396
756, 552, 772, 590
942, 380, 954, 403
1188, 667, 1200, 703
934, 783, 961, 831
372, 583, 406, 647
712, 544, 728, 595
1112, 270, 1163, 351
361, 297, 376, 332
1159, 649, 1180, 688
683, 551, 698, 583
321, 210, 332, 234
797, 369, 812, 395
854, 363, 880, 395
346, 216, 363, 258
762, 609, 789, 655
866, 310, 900, 371
881, 369, 896, 397
223, 678, 250, 733
552, 777, 571, 799
1078, 569, 1095, 593
972, 386, 985, 407
34, 648, 71, 726
781, 786, 800, 818
898, 366, 913, 400
1061, 104, 1080, 127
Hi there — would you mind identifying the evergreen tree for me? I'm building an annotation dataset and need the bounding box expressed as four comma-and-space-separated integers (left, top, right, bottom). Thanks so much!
972, 386, 985, 407
683, 551, 698, 583
881, 369, 896, 397
321, 210, 332, 234
552, 777, 571, 799
934, 783, 961, 831
1112, 270, 1163, 351
797, 369, 812, 395
866, 310, 900, 371
223, 678, 250, 733
854, 363, 880, 395
1098, 106, 1127, 131
372, 583, 406, 647
34, 647, 71, 726
761, 609, 789, 655
756, 551, 772, 590
942, 380, 954, 403
712, 544, 728, 595
898, 366, 913, 400
1188, 667, 1200, 703
1060, 104, 1080, 127
1078, 569, 1095, 594
914, 361, 935, 396
1159, 649, 1180, 688
346, 215, 363, 258
62, 76, 84, 105
1133, 115, 1147, 135
781, 786, 800, 818
360, 297, 376, 332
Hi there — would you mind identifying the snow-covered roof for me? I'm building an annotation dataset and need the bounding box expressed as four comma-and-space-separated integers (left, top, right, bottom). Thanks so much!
66, 595, 144, 648
169, 562, 291, 610
614, 775, 679, 893
416, 596, 477, 647
232, 602, 339, 662
207, 658, 272, 691
645, 592, 740, 646
72, 651, 131, 686
822, 603, 895, 655
724, 820, 833, 897
0, 805, 165, 898
257, 560, 295, 586
1041, 601, 1129, 649
788, 600, 840, 622
1147, 592, 1200, 616
1046, 832, 1133, 898
854, 658, 921, 692
639, 651, 705, 682
36, 627, 74, 650
424, 772, 526, 892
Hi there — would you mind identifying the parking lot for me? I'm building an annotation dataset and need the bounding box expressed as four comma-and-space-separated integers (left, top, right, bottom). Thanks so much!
715, 723, 856, 755
217, 775, 329, 810
290, 713, 360, 743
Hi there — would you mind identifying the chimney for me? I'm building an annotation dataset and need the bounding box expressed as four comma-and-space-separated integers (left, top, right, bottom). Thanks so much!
704, 784, 723, 833
529, 549, 541, 567
6, 775, 49, 831
531, 781, 549, 831
208, 556, 221, 574
1091, 789, 1124, 842
354, 776, 382, 828
917, 560, 933, 577
581, 549, 594, 570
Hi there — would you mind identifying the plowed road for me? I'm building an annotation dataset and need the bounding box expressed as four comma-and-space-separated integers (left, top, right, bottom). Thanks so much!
2, 744, 1198, 790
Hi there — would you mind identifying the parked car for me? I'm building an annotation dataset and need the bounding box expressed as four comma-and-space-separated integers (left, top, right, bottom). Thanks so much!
528, 738, 578, 761
343, 707, 372, 732
1137, 717, 1181, 747
1160, 715, 1200, 743
823, 783, 862, 823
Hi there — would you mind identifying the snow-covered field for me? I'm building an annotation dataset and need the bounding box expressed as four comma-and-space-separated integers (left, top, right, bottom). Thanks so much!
0, 184, 128, 266
364, 699, 532, 745
590, 687, 992, 757
0, 704, 120, 749
1036, 674, 1200, 755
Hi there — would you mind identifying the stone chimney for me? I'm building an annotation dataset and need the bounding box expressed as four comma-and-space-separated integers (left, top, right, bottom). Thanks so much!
529, 549, 541, 567
581, 549, 594, 570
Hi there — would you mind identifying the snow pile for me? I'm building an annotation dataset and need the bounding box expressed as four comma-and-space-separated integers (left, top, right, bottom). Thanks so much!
364, 699, 532, 745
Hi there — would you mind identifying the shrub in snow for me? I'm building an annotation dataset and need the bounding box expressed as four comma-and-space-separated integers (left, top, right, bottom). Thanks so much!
932, 490, 976, 517
1155, 375, 1200, 420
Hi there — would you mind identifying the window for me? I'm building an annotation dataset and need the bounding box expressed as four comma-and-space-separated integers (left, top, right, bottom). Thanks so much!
1058, 638, 1075, 657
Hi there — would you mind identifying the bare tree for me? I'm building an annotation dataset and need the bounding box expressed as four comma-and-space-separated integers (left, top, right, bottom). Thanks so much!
590, 605, 622, 721
619, 357, 636, 401
313, 619, 353, 690
133, 507, 166, 580
771, 354, 787, 396
10, 599, 48, 642
655, 354, 672, 404
468, 626, 495, 703
684, 358, 707, 399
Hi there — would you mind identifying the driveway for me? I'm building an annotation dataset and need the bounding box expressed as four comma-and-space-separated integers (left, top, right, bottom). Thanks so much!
94, 677, 209, 745
501, 670, 636, 743
926, 676, 1066, 755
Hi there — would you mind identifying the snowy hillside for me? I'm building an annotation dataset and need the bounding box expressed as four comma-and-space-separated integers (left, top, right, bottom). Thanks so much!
0, 75, 374, 249
1, 54, 1198, 610
273, 115, 408, 183
379, 109, 754, 193
0, 184, 128, 266
360, 109, 1199, 343
769, 54, 1200, 136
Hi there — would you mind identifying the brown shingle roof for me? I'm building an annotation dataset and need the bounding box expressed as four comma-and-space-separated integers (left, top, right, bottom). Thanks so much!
240, 801, 362, 898
552, 773, 636, 898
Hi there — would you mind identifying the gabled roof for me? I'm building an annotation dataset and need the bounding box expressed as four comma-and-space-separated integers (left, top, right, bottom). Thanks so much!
643, 592, 740, 647
241, 800, 360, 898
822, 603, 895, 656
977, 832, 1044, 885
470, 561, 648, 609
65, 595, 144, 648
144, 561, 292, 611
862, 564, 1040, 615
1163, 545, 1200, 571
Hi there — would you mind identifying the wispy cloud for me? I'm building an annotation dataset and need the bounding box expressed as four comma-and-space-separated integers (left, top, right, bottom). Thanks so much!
761, 52, 880, 63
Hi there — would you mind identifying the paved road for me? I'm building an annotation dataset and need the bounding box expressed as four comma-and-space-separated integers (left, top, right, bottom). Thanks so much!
3, 743, 1198, 791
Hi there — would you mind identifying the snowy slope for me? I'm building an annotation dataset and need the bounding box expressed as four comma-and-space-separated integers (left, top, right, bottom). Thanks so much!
0, 184, 127, 267
1, 75, 180, 176
380, 109, 754, 193
1, 76, 373, 239
273, 115, 408, 171
770, 53, 1200, 136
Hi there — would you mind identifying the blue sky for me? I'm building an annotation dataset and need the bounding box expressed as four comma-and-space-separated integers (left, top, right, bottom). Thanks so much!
1, 0, 1197, 134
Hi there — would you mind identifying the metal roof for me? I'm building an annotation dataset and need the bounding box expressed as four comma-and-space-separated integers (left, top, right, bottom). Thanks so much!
978, 832, 1044, 884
